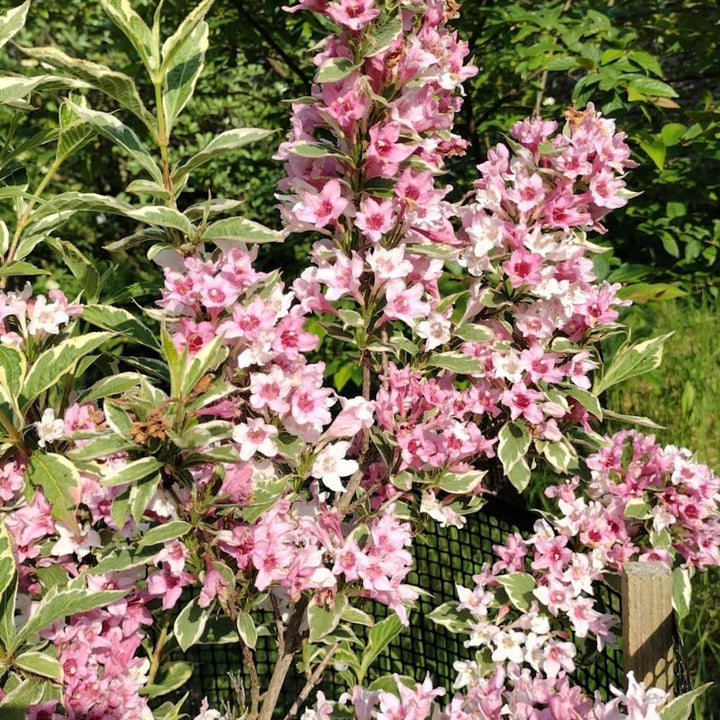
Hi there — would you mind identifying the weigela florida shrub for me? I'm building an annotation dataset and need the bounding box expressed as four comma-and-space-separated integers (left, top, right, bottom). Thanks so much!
0, 1, 716, 720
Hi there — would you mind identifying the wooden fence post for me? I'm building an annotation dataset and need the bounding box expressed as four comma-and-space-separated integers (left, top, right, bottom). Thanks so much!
621, 561, 675, 692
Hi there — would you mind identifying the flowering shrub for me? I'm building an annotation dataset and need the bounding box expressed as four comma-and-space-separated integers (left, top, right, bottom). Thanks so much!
0, 1, 716, 720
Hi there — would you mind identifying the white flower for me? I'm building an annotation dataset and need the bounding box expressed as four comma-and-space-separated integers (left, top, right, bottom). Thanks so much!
232, 418, 279, 461
491, 630, 525, 664
35, 408, 65, 447
420, 490, 466, 529
311, 441, 358, 492
51, 522, 102, 559
416, 312, 451, 351
27, 295, 69, 336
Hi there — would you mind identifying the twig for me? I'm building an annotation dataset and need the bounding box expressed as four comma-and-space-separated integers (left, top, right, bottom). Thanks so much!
281, 642, 341, 720
241, 640, 261, 719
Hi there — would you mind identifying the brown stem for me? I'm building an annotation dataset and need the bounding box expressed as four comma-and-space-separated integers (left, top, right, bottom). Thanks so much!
257, 597, 309, 720
281, 642, 340, 720
241, 640, 261, 719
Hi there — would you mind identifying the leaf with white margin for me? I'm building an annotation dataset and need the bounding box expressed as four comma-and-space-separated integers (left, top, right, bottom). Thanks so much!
0, 2, 29, 52
66, 101, 162, 183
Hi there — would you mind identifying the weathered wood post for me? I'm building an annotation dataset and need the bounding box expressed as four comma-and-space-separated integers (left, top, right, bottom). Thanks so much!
621, 561, 675, 692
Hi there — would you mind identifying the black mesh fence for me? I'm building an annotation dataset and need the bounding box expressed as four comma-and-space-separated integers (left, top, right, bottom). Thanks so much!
169, 497, 687, 716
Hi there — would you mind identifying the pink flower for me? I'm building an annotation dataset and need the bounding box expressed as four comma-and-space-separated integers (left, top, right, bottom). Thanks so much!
383, 280, 430, 325
326, 0, 380, 31
294, 179, 350, 229
233, 418, 279, 461
501, 381, 546, 424
355, 196, 396, 242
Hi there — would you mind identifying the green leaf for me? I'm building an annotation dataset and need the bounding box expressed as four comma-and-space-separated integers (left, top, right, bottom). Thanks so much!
126, 179, 171, 200
21, 332, 113, 408
201, 216, 284, 245
180, 331, 227, 397
172, 128, 273, 187
627, 75, 678, 98
0, 75, 88, 107
539, 438, 577, 473
601, 408, 664, 430
660, 123, 687, 147
358, 614, 404, 683
0, 522, 18, 647
131, 472, 160, 523
101, 457, 163, 487
162, 21, 208, 133
161, 324, 183, 398
56, 99, 96, 166
618, 282, 687, 304
0, 2, 29, 52
82, 304, 159, 349
497, 421, 532, 492
175, 420, 233, 450
13, 587, 126, 651
78, 372, 144, 404
89, 546, 157, 575
316, 57, 357, 83
236, 610, 258, 649
426, 352, 484, 375
341, 606, 375, 628
671, 567, 692, 620
160, 0, 215, 77
624, 499, 651, 520
629, 50, 663, 77
67, 101, 162, 183
26, 452, 81, 531
137, 521, 192, 550
20, 46, 154, 129
544, 56, 579, 71
660, 684, 712, 720
289, 141, 346, 159
427, 601, 468, 634
666, 201, 686, 219
100, 0, 157, 76
594, 333, 672, 395
0, 219, 8, 255
437, 470, 486, 494
124, 205, 195, 235
174, 597, 210, 652
497, 572, 535, 612
453, 323, 495, 344
14, 651, 63, 682
639, 136, 666, 170
141, 661, 193, 698
0, 343, 26, 407
0, 677, 46, 720
308, 592, 347, 643
151, 694, 190, 720
562, 385, 602, 420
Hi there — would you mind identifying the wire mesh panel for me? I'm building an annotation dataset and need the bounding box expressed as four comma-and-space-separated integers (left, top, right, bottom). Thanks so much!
170, 497, 686, 714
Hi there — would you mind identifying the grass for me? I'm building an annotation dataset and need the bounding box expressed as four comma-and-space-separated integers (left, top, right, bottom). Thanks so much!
605, 294, 720, 719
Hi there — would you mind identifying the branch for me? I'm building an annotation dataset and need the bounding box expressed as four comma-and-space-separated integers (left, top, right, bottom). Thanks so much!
281, 642, 340, 720
257, 596, 309, 720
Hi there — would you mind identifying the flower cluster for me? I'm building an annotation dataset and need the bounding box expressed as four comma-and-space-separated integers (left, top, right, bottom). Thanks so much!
0, 284, 81, 345
300, 669, 667, 720
549, 430, 720, 570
